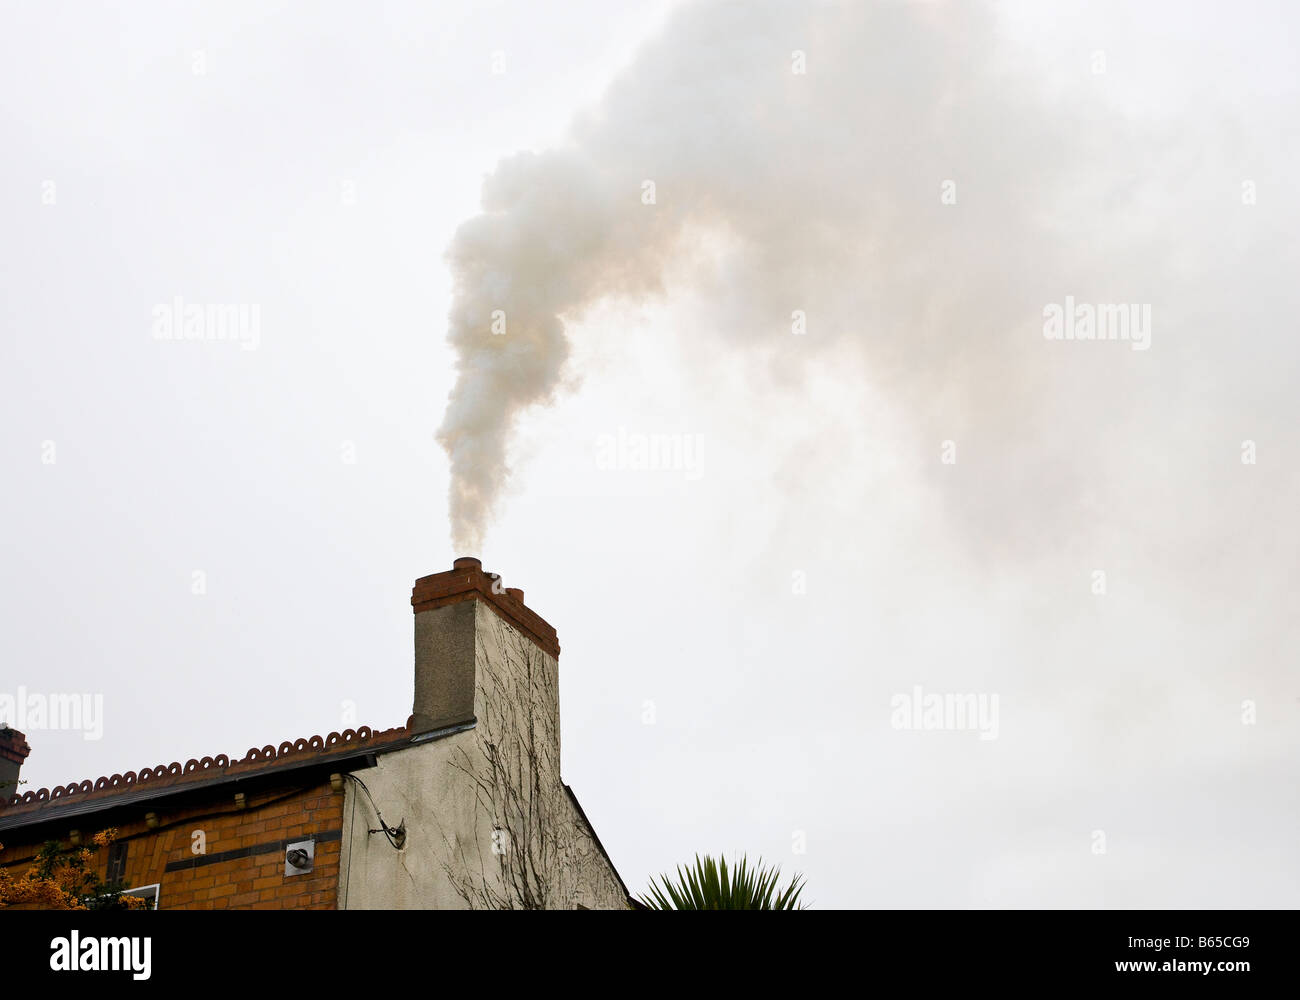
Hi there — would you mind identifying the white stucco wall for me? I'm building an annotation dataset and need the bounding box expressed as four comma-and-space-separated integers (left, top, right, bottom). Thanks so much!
338, 601, 628, 909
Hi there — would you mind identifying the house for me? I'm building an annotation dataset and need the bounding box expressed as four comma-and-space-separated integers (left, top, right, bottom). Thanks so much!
0, 559, 632, 909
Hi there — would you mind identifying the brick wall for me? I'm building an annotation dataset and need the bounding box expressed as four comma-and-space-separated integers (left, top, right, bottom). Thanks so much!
0, 779, 343, 910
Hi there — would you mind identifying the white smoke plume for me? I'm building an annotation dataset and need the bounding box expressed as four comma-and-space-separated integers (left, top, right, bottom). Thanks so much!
436, 0, 1296, 555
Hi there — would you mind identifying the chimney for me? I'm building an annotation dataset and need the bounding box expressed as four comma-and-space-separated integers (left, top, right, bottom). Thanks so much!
408, 558, 560, 735
0, 727, 31, 802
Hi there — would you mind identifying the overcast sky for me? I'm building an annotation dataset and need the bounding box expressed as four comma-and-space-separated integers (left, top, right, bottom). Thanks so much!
2, 0, 1297, 907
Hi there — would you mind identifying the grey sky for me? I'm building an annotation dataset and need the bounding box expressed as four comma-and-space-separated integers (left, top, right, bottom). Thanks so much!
2, 0, 1296, 907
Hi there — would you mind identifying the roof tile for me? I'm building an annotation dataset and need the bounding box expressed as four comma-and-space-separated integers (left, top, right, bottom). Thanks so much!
1, 725, 409, 818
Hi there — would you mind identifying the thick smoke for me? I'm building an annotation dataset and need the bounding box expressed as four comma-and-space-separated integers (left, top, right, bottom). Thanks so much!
436, 0, 1294, 556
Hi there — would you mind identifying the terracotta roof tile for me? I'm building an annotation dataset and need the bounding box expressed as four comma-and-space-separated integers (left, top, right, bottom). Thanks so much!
0, 724, 411, 819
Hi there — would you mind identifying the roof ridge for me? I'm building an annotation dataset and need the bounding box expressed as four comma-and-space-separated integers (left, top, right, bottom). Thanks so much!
2, 724, 409, 811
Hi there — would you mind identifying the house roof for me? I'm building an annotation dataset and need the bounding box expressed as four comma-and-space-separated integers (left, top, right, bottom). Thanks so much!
2, 722, 639, 909
0, 722, 453, 834
563, 783, 637, 905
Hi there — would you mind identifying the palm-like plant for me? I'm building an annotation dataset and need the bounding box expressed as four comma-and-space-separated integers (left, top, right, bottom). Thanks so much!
638, 854, 807, 910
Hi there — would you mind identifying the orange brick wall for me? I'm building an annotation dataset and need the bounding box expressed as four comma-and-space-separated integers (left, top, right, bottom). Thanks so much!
0, 780, 344, 910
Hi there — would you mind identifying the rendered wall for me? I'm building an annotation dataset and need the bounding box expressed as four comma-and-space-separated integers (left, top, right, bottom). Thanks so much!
339, 601, 627, 909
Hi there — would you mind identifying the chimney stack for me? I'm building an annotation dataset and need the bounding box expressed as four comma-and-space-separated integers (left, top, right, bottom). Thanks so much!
408, 558, 560, 735
0, 727, 31, 802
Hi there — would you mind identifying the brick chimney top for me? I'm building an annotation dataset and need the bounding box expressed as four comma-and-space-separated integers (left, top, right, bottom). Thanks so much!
0, 726, 31, 800
0, 727, 31, 767
408, 560, 561, 736
411, 559, 558, 658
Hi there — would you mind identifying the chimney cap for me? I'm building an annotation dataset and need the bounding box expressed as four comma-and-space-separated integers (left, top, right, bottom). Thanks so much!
412, 561, 558, 658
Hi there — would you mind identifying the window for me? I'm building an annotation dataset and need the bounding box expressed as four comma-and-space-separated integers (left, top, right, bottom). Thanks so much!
119, 883, 160, 910
105, 841, 127, 884
88, 882, 158, 910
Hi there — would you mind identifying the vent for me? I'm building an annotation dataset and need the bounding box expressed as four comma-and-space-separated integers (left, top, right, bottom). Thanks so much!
285, 839, 314, 876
